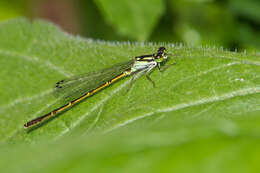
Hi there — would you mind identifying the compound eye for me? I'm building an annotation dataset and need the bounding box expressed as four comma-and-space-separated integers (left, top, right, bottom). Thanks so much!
157, 47, 166, 57
158, 47, 166, 53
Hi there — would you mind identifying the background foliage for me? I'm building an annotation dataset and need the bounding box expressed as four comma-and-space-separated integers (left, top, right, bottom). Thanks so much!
1, 0, 260, 50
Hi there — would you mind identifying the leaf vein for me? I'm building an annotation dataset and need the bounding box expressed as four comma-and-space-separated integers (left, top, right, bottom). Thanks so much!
170, 62, 240, 90
0, 89, 53, 111
0, 48, 72, 77
106, 87, 260, 132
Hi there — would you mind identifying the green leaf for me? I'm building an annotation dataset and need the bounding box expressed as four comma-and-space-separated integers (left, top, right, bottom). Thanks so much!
229, 0, 260, 22
0, 18, 260, 172
0, 18, 259, 143
94, 0, 165, 41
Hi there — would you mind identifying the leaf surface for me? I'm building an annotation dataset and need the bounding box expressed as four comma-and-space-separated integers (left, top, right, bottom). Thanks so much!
0, 18, 259, 157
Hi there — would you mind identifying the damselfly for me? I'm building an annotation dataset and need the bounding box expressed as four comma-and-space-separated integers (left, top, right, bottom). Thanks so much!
24, 47, 170, 128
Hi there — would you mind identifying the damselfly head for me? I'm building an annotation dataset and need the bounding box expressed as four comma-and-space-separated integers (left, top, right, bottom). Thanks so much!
155, 47, 168, 63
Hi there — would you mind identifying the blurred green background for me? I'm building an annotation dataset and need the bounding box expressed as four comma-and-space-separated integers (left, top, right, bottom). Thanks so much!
1, 0, 260, 51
